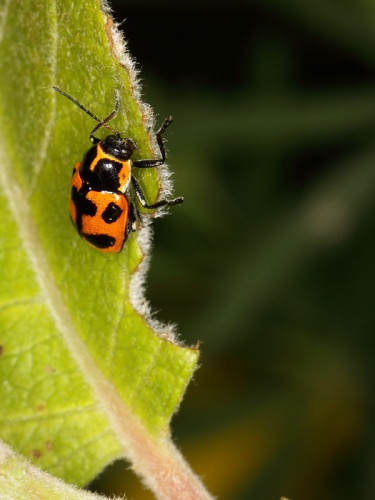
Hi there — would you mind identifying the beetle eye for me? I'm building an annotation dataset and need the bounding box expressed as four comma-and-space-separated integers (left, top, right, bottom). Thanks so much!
122, 138, 137, 156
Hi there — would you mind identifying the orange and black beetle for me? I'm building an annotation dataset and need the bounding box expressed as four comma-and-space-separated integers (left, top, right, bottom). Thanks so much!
53, 86, 183, 253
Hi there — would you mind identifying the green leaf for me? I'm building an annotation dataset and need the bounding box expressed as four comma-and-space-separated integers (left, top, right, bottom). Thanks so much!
0, 440, 115, 500
0, 0, 207, 497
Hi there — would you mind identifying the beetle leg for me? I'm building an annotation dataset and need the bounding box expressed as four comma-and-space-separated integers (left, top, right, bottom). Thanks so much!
131, 175, 183, 209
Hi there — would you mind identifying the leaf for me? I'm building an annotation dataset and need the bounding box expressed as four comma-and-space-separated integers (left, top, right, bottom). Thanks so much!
0, 440, 116, 500
0, 0, 207, 497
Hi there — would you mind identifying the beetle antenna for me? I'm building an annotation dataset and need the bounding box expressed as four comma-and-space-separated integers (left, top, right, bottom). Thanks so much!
53, 87, 121, 141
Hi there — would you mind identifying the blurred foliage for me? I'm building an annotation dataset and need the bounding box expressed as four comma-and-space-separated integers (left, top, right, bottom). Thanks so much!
89, 1, 375, 499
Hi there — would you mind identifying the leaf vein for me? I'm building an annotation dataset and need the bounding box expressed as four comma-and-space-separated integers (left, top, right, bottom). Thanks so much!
1, 404, 100, 424
28, 0, 58, 194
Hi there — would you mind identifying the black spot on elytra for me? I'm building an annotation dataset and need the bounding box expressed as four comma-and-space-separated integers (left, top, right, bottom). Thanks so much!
102, 202, 122, 224
71, 186, 97, 216
83, 233, 116, 249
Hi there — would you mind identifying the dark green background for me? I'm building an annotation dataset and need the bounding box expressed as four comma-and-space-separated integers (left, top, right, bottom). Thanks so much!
90, 1, 375, 499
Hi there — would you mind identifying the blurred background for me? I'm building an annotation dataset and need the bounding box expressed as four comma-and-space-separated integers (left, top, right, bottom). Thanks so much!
89, 1, 375, 498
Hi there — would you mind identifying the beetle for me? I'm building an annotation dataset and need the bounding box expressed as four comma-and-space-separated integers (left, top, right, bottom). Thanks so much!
53, 86, 183, 253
